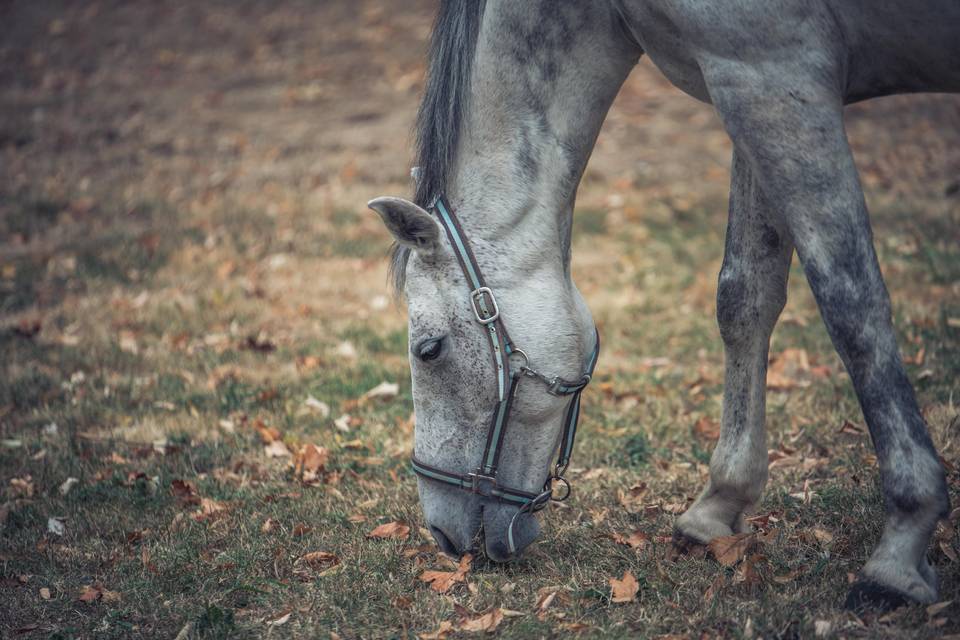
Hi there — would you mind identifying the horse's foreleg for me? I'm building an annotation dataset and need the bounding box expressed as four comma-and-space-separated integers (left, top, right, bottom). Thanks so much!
675, 149, 793, 542
703, 70, 949, 608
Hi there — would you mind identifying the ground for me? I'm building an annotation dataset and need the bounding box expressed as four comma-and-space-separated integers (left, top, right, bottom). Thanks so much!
1, 1, 959, 638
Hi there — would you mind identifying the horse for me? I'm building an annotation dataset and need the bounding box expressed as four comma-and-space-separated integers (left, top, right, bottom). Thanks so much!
368, 0, 958, 610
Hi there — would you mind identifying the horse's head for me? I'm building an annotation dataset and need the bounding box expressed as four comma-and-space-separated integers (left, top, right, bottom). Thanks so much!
369, 195, 597, 561
366, 1, 636, 561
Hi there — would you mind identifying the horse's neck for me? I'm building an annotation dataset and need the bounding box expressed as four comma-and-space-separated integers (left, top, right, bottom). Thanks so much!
444, 2, 640, 272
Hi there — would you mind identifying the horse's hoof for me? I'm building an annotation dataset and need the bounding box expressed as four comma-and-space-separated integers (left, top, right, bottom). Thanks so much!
844, 581, 910, 614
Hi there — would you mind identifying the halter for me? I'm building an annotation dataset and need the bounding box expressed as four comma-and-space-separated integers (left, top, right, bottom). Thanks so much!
409, 196, 600, 555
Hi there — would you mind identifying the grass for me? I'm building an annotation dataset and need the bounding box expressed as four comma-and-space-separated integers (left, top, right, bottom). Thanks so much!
1, 2, 958, 635
1, 182, 957, 639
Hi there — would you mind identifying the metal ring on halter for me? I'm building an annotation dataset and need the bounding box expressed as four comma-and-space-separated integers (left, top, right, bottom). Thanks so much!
509, 348, 529, 370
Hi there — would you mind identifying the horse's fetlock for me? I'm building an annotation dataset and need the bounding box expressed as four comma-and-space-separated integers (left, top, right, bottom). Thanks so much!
708, 467, 766, 506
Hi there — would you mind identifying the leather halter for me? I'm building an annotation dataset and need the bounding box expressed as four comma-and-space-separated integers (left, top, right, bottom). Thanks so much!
409, 196, 600, 554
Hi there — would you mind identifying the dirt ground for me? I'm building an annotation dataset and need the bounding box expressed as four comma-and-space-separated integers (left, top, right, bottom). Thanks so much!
1, 2, 959, 639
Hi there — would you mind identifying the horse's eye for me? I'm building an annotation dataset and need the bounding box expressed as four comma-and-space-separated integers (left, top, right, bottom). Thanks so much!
416, 337, 444, 362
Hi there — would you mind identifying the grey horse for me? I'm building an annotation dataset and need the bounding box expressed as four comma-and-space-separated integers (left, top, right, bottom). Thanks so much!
368, 0, 957, 609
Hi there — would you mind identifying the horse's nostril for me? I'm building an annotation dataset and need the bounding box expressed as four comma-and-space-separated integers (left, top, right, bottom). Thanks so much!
429, 525, 461, 556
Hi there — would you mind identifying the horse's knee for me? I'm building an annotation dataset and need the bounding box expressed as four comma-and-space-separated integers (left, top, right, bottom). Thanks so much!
716, 265, 786, 347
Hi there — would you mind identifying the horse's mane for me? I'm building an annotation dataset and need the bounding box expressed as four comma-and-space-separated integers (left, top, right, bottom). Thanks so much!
390, 0, 485, 295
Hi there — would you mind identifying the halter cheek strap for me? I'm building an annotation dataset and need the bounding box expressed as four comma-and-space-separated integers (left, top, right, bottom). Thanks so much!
409, 196, 600, 554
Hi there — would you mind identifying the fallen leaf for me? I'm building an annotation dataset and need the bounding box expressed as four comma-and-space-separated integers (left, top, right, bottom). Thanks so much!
367, 521, 410, 539
609, 570, 639, 603
10, 476, 34, 498
292, 524, 312, 537
293, 551, 341, 580
47, 517, 65, 536
78, 585, 120, 603
304, 396, 330, 418
773, 567, 805, 584
811, 528, 834, 544
334, 414, 352, 432
733, 553, 764, 586
814, 620, 831, 637
457, 607, 504, 633
703, 573, 725, 602
617, 482, 648, 513
941, 541, 958, 563
264, 440, 290, 458
118, 330, 138, 354
927, 600, 953, 616
192, 498, 228, 522
625, 530, 650, 549
419, 554, 472, 593
361, 381, 399, 402
171, 480, 201, 506
59, 477, 80, 496
708, 533, 757, 566
535, 590, 558, 616
255, 421, 282, 443
419, 621, 454, 640
293, 443, 329, 481
334, 340, 358, 359
838, 420, 865, 436
39, 587, 51, 600
266, 611, 292, 626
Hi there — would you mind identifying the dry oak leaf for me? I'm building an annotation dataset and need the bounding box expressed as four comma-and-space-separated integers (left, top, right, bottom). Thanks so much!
367, 520, 411, 539
708, 533, 758, 567
419, 554, 472, 593
609, 570, 640, 603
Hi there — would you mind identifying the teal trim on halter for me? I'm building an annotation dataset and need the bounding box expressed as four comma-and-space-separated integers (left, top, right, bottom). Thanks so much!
435, 199, 482, 290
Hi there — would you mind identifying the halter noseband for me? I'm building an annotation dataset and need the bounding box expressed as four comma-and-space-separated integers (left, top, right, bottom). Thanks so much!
409, 196, 600, 555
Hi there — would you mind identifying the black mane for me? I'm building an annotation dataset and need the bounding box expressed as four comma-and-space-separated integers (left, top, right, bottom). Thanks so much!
390, 0, 485, 294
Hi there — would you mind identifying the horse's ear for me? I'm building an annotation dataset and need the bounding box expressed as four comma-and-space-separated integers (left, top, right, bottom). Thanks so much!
367, 197, 439, 253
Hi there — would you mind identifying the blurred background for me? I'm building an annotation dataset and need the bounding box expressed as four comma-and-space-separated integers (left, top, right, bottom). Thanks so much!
1, 1, 958, 638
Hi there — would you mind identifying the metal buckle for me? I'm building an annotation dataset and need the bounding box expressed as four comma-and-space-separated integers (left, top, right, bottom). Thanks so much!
546, 377, 563, 395
466, 471, 498, 497
470, 287, 500, 324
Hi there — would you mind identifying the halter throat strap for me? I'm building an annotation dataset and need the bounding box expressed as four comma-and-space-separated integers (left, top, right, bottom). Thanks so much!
409, 196, 600, 533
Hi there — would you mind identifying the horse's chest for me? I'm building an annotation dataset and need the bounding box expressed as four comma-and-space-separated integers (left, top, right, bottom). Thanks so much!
617, 1, 711, 103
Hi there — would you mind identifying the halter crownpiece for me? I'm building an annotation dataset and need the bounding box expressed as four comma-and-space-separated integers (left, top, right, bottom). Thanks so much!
409, 195, 600, 555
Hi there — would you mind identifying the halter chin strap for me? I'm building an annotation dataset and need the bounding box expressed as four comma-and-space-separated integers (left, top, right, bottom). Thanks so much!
409, 195, 600, 554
